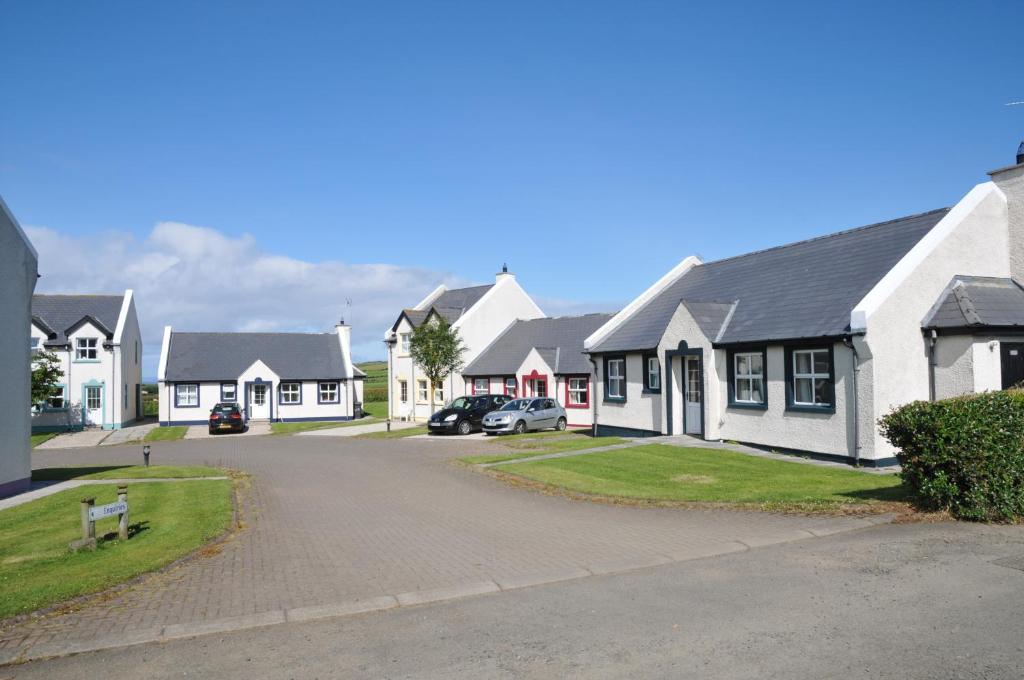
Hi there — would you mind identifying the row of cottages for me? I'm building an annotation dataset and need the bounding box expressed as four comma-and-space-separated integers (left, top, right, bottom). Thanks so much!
31, 290, 143, 432
582, 151, 1024, 466
461, 313, 615, 428
157, 322, 364, 425
1, 197, 38, 498
384, 266, 544, 421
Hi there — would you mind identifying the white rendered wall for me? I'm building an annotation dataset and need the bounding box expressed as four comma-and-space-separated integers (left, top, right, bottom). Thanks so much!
593, 352, 662, 434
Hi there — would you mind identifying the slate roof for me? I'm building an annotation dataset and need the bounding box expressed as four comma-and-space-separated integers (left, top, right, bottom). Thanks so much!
163, 332, 354, 381
463, 313, 616, 376
394, 284, 494, 330
32, 294, 124, 346
590, 208, 950, 352
923, 276, 1024, 329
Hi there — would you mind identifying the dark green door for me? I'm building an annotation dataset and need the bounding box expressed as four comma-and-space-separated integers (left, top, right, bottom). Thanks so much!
1001, 343, 1024, 389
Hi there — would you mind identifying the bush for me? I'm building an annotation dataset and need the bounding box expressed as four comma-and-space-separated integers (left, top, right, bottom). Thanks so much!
879, 390, 1024, 521
363, 387, 387, 403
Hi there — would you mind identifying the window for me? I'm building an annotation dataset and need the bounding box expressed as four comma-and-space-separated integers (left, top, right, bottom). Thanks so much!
434, 385, 445, 403
605, 357, 626, 401
786, 347, 834, 410
644, 354, 661, 392
175, 383, 199, 407
76, 337, 98, 360
124, 384, 128, 409
252, 384, 267, 406
221, 383, 237, 402
400, 380, 409, 402
47, 385, 66, 409
85, 386, 102, 410
319, 381, 339, 404
526, 376, 547, 397
135, 341, 139, 365
418, 380, 428, 402
280, 382, 301, 405
30, 337, 40, 352
473, 378, 489, 395
729, 349, 766, 407
567, 377, 589, 407
504, 377, 517, 397
400, 333, 411, 353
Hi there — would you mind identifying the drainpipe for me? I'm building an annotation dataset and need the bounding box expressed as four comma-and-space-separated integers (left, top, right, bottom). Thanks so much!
587, 354, 599, 438
927, 329, 938, 402
842, 336, 861, 465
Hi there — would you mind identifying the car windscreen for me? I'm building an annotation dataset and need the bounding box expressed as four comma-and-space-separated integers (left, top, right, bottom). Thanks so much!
211, 404, 239, 414
448, 397, 473, 410
500, 399, 530, 412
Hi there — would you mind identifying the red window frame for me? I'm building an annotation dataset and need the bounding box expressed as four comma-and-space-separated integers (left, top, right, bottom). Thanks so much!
522, 370, 548, 398
503, 376, 517, 397
564, 375, 590, 409
472, 378, 489, 395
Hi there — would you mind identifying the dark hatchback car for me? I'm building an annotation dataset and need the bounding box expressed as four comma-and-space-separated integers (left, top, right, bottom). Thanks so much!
208, 402, 245, 434
428, 394, 511, 435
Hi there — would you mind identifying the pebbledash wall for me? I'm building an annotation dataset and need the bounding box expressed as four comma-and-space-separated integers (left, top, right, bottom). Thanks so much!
388, 272, 544, 421
31, 292, 143, 432
589, 174, 1021, 465
0, 197, 38, 498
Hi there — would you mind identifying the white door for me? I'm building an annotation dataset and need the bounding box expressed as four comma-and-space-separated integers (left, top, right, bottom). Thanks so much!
83, 385, 104, 427
249, 383, 270, 420
684, 358, 702, 435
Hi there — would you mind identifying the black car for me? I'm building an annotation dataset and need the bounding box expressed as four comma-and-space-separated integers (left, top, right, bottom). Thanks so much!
428, 394, 511, 435
209, 402, 245, 434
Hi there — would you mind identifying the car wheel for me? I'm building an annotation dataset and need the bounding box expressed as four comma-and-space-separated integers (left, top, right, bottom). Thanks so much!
458, 419, 472, 436
513, 420, 527, 435
555, 417, 567, 431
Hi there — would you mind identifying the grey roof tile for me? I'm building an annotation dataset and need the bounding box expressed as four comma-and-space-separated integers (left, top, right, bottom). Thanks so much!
923, 276, 1024, 329
32, 294, 124, 346
463, 313, 615, 376
164, 332, 351, 382
392, 284, 495, 330
591, 208, 950, 352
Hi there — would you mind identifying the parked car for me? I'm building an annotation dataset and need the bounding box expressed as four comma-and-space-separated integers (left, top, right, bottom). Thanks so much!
482, 397, 567, 435
428, 394, 511, 435
208, 402, 245, 434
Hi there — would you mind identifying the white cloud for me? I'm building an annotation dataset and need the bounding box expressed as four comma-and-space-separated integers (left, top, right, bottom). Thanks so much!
25, 221, 476, 374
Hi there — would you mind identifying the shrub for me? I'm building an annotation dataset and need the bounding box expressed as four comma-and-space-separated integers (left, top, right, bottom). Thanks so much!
879, 390, 1024, 521
363, 387, 387, 403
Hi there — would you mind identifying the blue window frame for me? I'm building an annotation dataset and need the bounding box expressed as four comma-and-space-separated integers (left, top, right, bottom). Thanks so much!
174, 383, 200, 408
604, 356, 627, 403
317, 381, 340, 404
279, 381, 302, 406
221, 382, 238, 402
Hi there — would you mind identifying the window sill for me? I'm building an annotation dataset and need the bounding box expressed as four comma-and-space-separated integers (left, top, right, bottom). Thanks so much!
565, 403, 589, 409
603, 397, 627, 404
728, 402, 768, 411
73, 359, 101, 364
785, 404, 835, 415
641, 389, 662, 395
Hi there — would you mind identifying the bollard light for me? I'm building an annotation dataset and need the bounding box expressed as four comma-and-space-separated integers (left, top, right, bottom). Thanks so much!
143, 444, 151, 467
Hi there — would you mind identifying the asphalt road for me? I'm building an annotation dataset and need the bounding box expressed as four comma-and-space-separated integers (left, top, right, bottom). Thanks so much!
9, 520, 1024, 679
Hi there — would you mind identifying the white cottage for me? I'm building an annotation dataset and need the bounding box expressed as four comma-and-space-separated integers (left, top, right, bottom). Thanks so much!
584, 146, 1024, 467
0, 196, 38, 498
461, 313, 615, 428
158, 323, 363, 425
384, 267, 544, 421
31, 290, 143, 432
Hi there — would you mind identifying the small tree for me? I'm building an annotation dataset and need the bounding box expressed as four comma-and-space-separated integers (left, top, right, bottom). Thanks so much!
31, 348, 64, 408
409, 317, 467, 413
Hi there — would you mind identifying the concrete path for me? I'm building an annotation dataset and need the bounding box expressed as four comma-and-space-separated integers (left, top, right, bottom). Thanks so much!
0, 477, 231, 512
184, 421, 271, 439
4, 436, 894, 665
35, 429, 112, 449
296, 419, 417, 437
100, 421, 159, 446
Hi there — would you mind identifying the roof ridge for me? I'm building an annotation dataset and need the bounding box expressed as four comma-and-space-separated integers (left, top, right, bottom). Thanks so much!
703, 207, 951, 268
172, 330, 335, 336
33, 293, 124, 298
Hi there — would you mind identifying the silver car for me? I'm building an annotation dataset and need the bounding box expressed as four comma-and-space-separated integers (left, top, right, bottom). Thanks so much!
482, 397, 567, 435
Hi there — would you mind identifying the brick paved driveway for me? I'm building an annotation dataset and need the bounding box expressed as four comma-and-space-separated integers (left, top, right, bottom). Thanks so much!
2, 436, 885, 663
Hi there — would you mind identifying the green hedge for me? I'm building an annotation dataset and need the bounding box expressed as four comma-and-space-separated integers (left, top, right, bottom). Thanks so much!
879, 390, 1024, 521
363, 387, 387, 403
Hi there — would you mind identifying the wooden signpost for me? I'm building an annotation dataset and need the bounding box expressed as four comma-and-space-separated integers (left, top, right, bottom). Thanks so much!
70, 485, 130, 551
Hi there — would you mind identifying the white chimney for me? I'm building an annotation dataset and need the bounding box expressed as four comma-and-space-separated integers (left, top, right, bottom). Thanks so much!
335, 320, 354, 377
495, 263, 515, 283
989, 141, 1024, 283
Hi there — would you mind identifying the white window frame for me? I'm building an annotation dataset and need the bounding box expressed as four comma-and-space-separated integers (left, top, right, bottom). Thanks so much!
222, 383, 237, 402
473, 378, 489, 395
85, 385, 102, 410
792, 349, 831, 407
733, 352, 765, 404
505, 377, 517, 397
280, 382, 301, 405
176, 383, 199, 407
568, 377, 588, 406
319, 381, 339, 404
417, 380, 428, 402
400, 380, 408, 402
30, 337, 40, 352
607, 359, 625, 399
400, 333, 411, 354
434, 385, 445, 403
647, 357, 660, 390
47, 384, 67, 409
76, 337, 98, 360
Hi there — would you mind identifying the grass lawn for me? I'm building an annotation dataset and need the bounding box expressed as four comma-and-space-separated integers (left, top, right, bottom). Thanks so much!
461, 434, 628, 465
361, 401, 387, 419
271, 418, 383, 435
32, 465, 224, 483
31, 433, 57, 448
497, 444, 907, 512
0, 478, 233, 620
145, 426, 187, 441
357, 425, 428, 439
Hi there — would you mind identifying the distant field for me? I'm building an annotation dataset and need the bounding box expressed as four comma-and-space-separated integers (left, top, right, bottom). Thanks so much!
357, 360, 387, 403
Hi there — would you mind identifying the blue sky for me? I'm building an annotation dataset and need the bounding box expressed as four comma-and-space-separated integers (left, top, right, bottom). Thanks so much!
3, 1, 1023, 375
